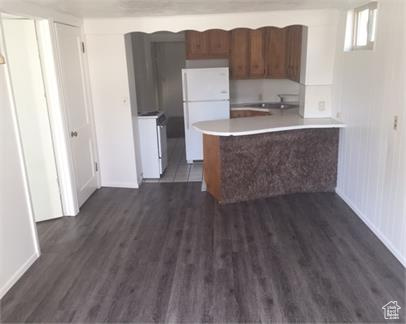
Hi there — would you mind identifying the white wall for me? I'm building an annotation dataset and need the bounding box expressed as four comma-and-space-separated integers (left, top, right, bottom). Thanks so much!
125, 33, 143, 184
230, 79, 300, 104
0, 19, 40, 299
86, 34, 139, 188
332, 0, 406, 266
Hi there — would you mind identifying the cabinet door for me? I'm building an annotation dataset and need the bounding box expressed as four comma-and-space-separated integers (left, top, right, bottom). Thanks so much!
286, 26, 302, 82
208, 29, 229, 58
293, 26, 303, 82
248, 29, 266, 78
286, 27, 294, 80
229, 29, 249, 79
265, 27, 287, 78
186, 31, 209, 59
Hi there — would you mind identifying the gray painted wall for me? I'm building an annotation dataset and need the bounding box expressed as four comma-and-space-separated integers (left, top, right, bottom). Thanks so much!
131, 31, 185, 114
153, 41, 185, 117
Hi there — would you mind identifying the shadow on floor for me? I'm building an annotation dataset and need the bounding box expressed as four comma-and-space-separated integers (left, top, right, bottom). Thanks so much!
167, 116, 185, 138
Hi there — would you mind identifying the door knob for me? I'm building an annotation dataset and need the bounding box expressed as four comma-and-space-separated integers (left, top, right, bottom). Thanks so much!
71, 131, 78, 137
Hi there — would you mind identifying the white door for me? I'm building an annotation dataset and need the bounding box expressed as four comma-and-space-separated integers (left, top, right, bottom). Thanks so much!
55, 23, 97, 206
182, 68, 229, 101
3, 18, 63, 222
184, 101, 230, 161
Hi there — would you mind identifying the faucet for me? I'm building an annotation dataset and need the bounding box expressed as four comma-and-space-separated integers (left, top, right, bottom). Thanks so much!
277, 94, 286, 109
277, 94, 285, 103
278, 94, 300, 109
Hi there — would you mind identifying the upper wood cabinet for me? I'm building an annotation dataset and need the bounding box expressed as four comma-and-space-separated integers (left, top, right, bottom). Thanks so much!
186, 26, 303, 82
186, 31, 209, 59
229, 29, 250, 79
265, 27, 287, 79
286, 26, 303, 83
186, 30, 229, 59
208, 30, 229, 57
248, 29, 266, 78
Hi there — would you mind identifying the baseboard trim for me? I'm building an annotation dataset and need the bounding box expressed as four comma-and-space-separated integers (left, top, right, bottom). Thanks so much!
336, 188, 406, 268
101, 182, 139, 189
0, 252, 39, 299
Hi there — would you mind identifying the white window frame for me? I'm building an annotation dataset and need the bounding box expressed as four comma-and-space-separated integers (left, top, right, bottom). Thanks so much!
352, 1, 378, 50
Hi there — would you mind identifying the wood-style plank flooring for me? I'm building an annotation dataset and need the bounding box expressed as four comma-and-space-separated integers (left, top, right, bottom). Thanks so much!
1, 183, 405, 323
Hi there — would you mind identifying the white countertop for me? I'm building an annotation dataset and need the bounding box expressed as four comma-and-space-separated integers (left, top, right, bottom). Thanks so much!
193, 113, 345, 137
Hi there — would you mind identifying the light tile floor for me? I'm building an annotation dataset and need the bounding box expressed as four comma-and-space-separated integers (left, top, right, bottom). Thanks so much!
144, 138, 203, 183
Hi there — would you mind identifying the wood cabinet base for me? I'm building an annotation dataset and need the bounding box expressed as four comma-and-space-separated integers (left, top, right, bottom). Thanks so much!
203, 129, 339, 204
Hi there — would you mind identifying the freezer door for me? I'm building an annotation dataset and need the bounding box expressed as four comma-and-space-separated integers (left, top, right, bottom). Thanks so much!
184, 100, 230, 162
182, 68, 229, 102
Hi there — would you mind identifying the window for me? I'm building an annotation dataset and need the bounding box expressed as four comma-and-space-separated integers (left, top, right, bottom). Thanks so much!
346, 2, 378, 51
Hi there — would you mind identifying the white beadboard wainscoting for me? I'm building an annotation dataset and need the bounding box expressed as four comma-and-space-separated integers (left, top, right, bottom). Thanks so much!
333, 1, 405, 266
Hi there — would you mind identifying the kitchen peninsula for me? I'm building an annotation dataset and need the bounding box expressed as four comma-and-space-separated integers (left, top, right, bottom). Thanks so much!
194, 114, 345, 203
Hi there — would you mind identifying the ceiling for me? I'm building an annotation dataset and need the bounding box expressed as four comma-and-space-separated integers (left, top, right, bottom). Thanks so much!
16, 0, 361, 18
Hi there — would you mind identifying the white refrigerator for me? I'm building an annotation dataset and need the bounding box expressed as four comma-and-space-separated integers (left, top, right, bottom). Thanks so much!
182, 67, 230, 162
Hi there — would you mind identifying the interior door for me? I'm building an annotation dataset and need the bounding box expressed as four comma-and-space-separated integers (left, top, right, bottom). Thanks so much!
55, 23, 97, 207
3, 18, 62, 222
184, 101, 230, 161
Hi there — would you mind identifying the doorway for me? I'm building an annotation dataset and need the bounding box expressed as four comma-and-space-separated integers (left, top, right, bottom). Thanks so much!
54, 23, 98, 206
128, 31, 203, 183
2, 15, 62, 222
152, 41, 186, 138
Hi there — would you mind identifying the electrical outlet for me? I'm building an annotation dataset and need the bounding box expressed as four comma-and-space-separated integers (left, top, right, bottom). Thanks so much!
318, 101, 326, 111
393, 116, 399, 130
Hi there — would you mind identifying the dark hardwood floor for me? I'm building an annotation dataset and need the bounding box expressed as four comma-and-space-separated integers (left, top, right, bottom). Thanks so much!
1, 183, 405, 323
